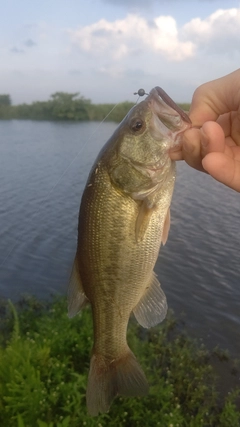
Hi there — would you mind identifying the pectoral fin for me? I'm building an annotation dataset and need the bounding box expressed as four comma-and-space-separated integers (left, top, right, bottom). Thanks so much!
162, 208, 170, 246
133, 273, 167, 328
135, 199, 155, 243
68, 257, 89, 318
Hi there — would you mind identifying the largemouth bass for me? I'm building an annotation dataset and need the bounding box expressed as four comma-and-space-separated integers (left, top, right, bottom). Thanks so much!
68, 87, 191, 416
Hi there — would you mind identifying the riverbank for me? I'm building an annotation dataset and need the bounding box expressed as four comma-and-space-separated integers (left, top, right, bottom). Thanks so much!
0, 296, 239, 426
0, 92, 190, 122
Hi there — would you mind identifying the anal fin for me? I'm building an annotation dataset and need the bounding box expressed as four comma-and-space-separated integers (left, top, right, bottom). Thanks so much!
68, 257, 89, 318
133, 273, 167, 328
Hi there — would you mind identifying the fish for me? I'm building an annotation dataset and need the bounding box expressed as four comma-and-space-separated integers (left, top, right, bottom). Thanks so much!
68, 87, 192, 416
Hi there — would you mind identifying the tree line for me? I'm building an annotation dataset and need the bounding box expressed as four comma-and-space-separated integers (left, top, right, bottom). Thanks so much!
0, 92, 190, 122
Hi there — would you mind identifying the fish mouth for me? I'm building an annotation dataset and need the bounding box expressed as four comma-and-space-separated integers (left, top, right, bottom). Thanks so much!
146, 87, 192, 149
154, 87, 191, 124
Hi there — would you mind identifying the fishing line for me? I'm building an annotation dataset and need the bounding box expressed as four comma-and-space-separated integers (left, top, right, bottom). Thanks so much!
1, 91, 149, 269
52, 88, 147, 194
47, 101, 121, 196
0, 101, 122, 269
52, 90, 148, 196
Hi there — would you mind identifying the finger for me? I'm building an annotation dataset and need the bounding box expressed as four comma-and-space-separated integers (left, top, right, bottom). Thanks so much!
180, 128, 204, 171
200, 121, 225, 158
189, 69, 240, 127
169, 144, 184, 161
172, 122, 226, 171
202, 153, 240, 192
217, 111, 240, 146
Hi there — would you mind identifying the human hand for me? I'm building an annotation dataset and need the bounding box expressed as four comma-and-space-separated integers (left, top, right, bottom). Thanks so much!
170, 69, 240, 191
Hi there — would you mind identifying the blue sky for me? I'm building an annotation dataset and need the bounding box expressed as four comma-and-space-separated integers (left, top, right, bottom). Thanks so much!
1, 0, 240, 104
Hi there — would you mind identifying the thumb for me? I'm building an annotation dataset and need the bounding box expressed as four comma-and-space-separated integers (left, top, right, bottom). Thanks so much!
202, 153, 240, 192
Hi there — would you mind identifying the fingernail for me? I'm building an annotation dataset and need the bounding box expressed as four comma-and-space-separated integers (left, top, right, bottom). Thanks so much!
200, 129, 209, 148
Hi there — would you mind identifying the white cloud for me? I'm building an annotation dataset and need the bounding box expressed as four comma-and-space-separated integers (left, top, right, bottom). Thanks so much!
68, 14, 195, 62
182, 8, 240, 54
3, 8, 240, 104
68, 8, 240, 64
62, 8, 240, 103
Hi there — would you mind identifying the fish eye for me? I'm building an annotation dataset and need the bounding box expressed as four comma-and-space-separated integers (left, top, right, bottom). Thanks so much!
131, 119, 143, 132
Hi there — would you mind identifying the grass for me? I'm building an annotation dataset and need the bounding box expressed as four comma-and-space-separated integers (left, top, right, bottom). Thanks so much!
0, 296, 239, 427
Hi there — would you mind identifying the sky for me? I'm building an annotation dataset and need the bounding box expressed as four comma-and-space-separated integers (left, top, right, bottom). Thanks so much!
1, 0, 240, 105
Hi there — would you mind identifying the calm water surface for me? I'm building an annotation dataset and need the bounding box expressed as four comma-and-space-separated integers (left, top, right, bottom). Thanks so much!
1, 120, 240, 357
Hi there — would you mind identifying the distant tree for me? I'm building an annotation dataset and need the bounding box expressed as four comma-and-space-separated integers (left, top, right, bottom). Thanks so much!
0, 94, 11, 106
50, 92, 80, 103
49, 92, 91, 120
1, 92, 187, 123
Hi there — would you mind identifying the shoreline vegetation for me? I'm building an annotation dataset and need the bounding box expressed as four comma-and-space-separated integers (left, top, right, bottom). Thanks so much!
0, 93, 190, 123
0, 296, 239, 426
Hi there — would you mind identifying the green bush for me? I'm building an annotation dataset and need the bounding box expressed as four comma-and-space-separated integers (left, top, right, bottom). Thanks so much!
0, 297, 239, 426
0, 91, 190, 122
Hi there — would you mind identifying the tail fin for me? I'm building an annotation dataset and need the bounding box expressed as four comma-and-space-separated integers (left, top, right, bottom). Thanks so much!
86, 348, 149, 416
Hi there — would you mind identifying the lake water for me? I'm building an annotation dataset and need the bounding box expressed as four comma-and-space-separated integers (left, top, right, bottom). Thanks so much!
1, 120, 240, 357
